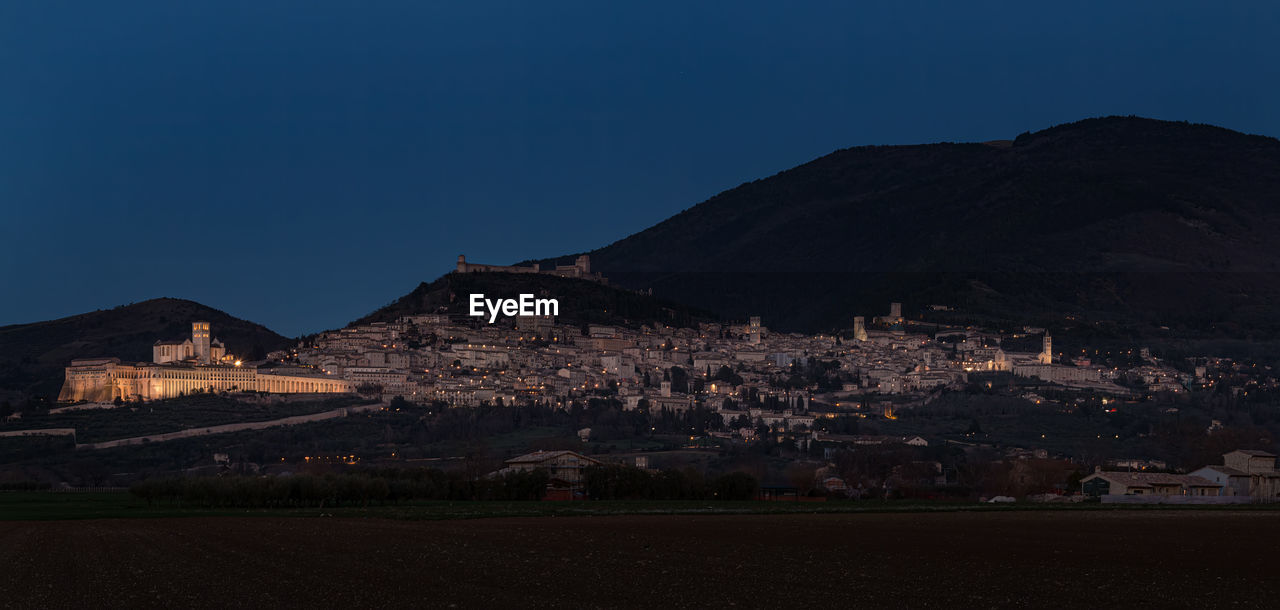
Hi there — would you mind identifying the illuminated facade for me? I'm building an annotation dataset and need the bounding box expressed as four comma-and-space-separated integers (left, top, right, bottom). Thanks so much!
58, 321, 353, 402
1038, 334, 1053, 365
57, 358, 354, 402
153, 321, 227, 364
192, 321, 211, 363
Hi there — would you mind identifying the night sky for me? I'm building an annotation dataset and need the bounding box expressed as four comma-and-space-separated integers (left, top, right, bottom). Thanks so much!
3, 2, 1278, 336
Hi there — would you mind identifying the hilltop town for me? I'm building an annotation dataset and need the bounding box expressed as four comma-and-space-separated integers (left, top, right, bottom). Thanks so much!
3, 258, 1271, 503
44, 263, 1277, 449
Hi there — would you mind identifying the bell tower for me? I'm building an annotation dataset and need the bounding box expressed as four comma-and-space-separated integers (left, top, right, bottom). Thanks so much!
1038, 334, 1052, 365
193, 321, 211, 364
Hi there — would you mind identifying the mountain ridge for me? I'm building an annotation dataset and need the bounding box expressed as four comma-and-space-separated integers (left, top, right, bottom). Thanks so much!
548, 116, 1280, 273
11, 116, 1280, 401
528, 116, 1280, 337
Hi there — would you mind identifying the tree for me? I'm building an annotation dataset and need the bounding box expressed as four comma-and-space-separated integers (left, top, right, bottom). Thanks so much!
1065, 469, 1085, 494
68, 458, 109, 487
714, 472, 759, 501
669, 366, 689, 394
388, 395, 412, 410
786, 463, 817, 494
713, 365, 743, 385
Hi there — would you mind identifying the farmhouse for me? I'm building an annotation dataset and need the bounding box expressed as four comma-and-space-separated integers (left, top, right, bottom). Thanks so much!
1080, 469, 1221, 497
1191, 450, 1280, 501
498, 450, 603, 501
499, 450, 601, 485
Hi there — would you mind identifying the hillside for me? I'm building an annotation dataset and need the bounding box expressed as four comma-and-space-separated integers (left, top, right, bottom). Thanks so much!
349, 272, 715, 330
0, 298, 292, 404
532, 117, 1280, 339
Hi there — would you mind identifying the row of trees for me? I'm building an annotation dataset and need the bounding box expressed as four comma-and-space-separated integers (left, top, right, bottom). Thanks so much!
129, 466, 765, 508
582, 465, 758, 501
385, 398, 730, 444
130, 468, 550, 508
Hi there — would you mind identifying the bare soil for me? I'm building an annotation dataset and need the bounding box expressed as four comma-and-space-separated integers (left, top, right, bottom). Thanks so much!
2, 510, 1276, 608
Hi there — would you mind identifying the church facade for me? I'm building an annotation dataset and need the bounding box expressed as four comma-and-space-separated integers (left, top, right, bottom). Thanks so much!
153, 321, 232, 364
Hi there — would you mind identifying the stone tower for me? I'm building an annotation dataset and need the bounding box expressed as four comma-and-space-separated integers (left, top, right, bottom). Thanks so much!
1038, 334, 1052, 365
853, 316, 868, 341
192, 321, 211, 364
889, 302, 902, 321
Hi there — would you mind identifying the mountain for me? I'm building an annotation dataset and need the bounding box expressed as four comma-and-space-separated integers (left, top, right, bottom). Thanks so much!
349, 272, 715, 330
0, 298, 292, 404
532, 117, 1280, 345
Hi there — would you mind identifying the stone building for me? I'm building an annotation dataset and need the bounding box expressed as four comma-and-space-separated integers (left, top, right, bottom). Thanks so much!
58, 322, 353, 402
1191, 450, 1280, 501
1080, 470, 1221, 497
499, 450, 602, 484
153, 321, 228, 364
455, 254, 606, 283
57, 358, 353, 402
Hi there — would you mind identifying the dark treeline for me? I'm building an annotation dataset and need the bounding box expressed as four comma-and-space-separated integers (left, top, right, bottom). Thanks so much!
396, 397, 727, 444
129, 465, 765, 508
130, 468, 549, 508
583, 465, 758, 501
0, 480, 52, 491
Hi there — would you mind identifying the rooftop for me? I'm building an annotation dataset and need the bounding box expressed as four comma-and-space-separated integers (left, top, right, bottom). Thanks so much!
505, 450, 600, 465
1091, 471, 1219, 488
1228, 449, 1277, 458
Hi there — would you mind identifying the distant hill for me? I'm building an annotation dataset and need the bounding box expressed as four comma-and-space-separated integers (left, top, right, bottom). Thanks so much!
531, 117, 1280, 344
349, 272, 715, 330
0, 298, 292, 403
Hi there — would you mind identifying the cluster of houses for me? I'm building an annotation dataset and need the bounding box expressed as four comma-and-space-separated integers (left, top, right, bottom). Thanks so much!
277, 290, 1280, 445
294, 300, 1130, 414
1082, 450, 1280, 503
295, 309, 979, 420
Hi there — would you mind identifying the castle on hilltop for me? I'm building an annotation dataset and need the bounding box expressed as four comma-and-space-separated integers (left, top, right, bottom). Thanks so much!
456, 254, 607, 284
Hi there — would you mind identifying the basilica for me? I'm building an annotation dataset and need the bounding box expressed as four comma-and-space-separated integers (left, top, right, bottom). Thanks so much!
57, 322, 353, 403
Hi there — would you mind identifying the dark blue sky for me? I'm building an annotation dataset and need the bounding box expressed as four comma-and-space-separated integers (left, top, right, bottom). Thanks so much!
2, 2, 1278, 336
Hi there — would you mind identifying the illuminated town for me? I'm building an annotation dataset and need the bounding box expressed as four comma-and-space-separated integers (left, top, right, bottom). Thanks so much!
45, 258, 1280, 505
4, 3, 1279, 603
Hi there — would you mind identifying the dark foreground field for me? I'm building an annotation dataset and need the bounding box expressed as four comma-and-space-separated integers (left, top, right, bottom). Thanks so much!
2, 511, 1278, 608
